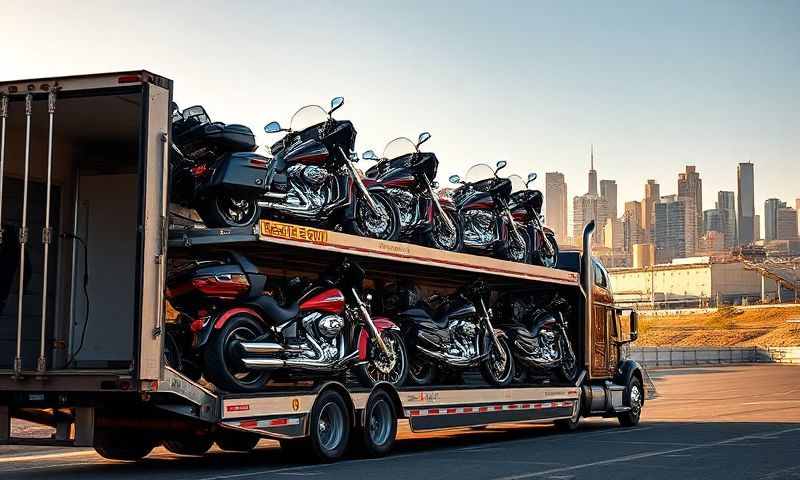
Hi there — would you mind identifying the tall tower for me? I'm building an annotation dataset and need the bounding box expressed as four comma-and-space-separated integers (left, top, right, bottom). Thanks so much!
642, 179, 660, 241
677, 165, 703, 241
545, 172, 568, 243
717, 191, 737, 249
587, 145, 598, 196
764, 198, 786, 241
737, 162, 755, 245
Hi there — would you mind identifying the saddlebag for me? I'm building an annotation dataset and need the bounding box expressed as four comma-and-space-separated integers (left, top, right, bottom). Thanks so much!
206, 152, 269, 195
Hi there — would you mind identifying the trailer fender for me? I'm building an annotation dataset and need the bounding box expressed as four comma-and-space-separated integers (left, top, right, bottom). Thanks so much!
615, 359, 645, 404
357, 317, 400, 361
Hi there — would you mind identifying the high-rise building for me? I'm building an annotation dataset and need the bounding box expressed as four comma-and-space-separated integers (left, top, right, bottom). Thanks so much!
704, 208, 725, 235
588, 145, 598, 196
544, 172, 568, 243
622, 200, 644, 252
764, 198, 786, 241
573, 195, 609, 246
642, 179, 660, 241
678, 166, 703, 241
717, 191, 737, 248
654, 195, 697, 263
754, 214, 761, 241
737, 162, 755, 245
600, 179, 618, 219
796, 199, 800, 237
776, 207, 798, 240
604, 217, 624, 251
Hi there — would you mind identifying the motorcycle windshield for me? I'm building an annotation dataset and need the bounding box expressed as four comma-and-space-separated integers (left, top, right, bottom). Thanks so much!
382, 137, 416, 160
465, 163, 495, 183
289, 105, 328, 132
508, 174, 526, 193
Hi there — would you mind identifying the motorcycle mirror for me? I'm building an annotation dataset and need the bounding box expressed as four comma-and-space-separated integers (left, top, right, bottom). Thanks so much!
431, 180, 439, 189
362, 150, 379, 161
528, 172, 537, 183
495, 160, 508, 172
264, 121, 283, 133
449, 174, 462, 184
417, 131, 432, 147
329, 96, 345, 115
630, 311, 639, 342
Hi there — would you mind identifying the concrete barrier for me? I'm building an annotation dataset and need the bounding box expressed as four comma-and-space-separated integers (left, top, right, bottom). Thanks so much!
627, 346, 800, 367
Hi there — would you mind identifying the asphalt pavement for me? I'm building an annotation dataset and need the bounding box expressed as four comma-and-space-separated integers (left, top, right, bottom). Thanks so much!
1, 364, 799, 480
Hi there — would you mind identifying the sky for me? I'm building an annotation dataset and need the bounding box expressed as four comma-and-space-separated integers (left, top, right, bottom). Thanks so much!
2, 0, 798, 235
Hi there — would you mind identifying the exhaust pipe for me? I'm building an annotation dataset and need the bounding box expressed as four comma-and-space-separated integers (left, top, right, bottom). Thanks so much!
239, 342, 295, 354
416, 345, 479, 368
581, 220, 595, 376
241, 350, 359, 371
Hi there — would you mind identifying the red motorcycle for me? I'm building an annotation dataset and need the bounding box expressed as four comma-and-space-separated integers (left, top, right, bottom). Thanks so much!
167, 254, 408, 392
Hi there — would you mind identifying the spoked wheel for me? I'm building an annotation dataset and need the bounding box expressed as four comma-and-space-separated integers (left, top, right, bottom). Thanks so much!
533, 232, 559, 267
199, 191, 260, 228
347, 191, 401, 241
502, 226, 531, 263
352, 390, 397, 457
558, 333, 578, 383
426, 210, 464, 252
480, 334, 514, 387
204, 314, 270, 393
355, 330, 409, 388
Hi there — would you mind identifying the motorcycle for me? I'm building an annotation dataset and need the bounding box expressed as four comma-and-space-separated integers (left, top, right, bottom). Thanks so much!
508, 173, 559, 267
448, 161, 532, 263
169, 104, 266, 228
383, 281, 514, 387
496, 293, 577, 383
261, 97, 401, 240
362, 132, 463, 251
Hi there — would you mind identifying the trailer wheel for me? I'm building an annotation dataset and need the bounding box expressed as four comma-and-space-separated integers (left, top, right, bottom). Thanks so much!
554, 392, 582, 432
94, 430, 156, 461
215, 430, 261, 452
304, 389, 351, 462
163, 435, 214, 456
352, 390, 397, 457
618, 377, 643, 427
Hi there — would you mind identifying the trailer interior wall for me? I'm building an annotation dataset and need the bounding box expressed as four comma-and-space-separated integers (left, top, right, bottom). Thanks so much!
0, 90, 142, 370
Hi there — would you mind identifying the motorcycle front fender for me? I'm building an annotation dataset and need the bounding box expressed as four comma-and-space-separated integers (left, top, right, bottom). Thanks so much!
191, 306, 266, 349
357, 317, 400, 361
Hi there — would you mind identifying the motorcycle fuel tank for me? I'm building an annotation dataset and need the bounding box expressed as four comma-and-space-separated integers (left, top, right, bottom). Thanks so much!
283, 138, 330, 166
299, 288, 346, 314
458, 190, 495, 210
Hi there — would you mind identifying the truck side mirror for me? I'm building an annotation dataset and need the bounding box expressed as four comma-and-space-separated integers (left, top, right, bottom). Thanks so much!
629, 311, 639, 342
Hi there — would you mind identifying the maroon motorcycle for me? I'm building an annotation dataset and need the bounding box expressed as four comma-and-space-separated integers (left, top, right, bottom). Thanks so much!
167, 254, 408, 392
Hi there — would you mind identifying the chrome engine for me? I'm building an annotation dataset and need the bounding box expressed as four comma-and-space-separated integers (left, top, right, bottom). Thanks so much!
463, 210, 495, 246
297, 312, 345, 363
284, 165, 331, 212
387, 187, 416, 228
447, 320, 479, 360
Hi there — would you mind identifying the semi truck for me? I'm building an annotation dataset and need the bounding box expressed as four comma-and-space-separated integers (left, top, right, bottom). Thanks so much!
0, 71, 643, 462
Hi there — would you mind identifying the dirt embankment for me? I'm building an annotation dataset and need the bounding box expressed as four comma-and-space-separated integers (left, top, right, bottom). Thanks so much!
637, 306, 800, 347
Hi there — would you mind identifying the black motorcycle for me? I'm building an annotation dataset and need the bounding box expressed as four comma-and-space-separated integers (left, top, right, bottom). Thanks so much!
260, 98, 401, 240
170, 104, 266, 228
508, 173, 559, 267
448, 161, 532, 263
496, 293, 577, 383
383, 281, 514, 387
362, 132, 463, 251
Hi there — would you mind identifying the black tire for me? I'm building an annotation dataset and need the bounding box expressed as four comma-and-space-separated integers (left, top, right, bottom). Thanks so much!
352, 390, 397, 458
164, 330, 183, 372
501, 226, 532, 264
408, 358, 437, 386
345, 191, 401, 241
618, 377, 644, 427
558, 333, 578, 383
532, 232, 559, 268
203, 314, 270, 393
215, 430, 261, 452
280, 438, 311, 461
163, 435, 214, 456
198, 191, 260, 229
555, 391, 582, 432
479, 335, 514, 387
425, 210, 464, 252
94, 430, 155, 461
307, 389, 351, 462
355, 329, 409, 388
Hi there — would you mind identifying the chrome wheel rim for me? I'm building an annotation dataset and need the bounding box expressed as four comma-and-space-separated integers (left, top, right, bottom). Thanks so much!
357, 196, 393, 238
366, 333, 406, 385
368, 399, 392, 447
433, 213, 458, 250
489, 340, 511, 381
630, 385, 642, 416
216, 195, 256, 227
317, 401, 345, 452
508, 230, 526, 262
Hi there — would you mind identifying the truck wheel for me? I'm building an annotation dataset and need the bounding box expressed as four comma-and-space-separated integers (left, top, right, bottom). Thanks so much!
618, 377, 643, 427
215, 430, 261, 452
554, 393, 582, 432
94, 430, 155, 461
198, 192, 260, 229
204, 314, 270, 393
306, 389, 351, 462
352, 390, 397, 457
163, 435, 214, 456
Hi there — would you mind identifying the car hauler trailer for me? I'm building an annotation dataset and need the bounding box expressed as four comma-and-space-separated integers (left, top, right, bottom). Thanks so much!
0, 71, 643, 462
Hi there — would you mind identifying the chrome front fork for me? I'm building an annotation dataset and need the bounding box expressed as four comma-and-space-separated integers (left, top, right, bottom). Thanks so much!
352, 288, 390, 356
504, 208, 526, 248
339, 147, 383, 217
424, 174, 455, 234
532, 214, 555, 256
480, 298, 505, 357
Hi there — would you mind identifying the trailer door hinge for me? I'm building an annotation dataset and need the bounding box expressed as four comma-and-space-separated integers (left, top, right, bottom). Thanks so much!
160, 132, 168, 143
155, 253, 164, 265
152, 326, 162, 338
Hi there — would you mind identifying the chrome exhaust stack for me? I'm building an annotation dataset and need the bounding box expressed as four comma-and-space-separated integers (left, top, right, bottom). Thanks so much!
239, 342, 288, 354
581, 220, 595, 375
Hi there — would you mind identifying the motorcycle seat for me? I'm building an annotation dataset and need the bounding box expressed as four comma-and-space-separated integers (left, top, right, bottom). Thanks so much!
249, 295, 299, 324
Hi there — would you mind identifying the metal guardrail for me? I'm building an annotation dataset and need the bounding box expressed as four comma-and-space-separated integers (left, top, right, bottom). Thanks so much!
628, 346, 800, 367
